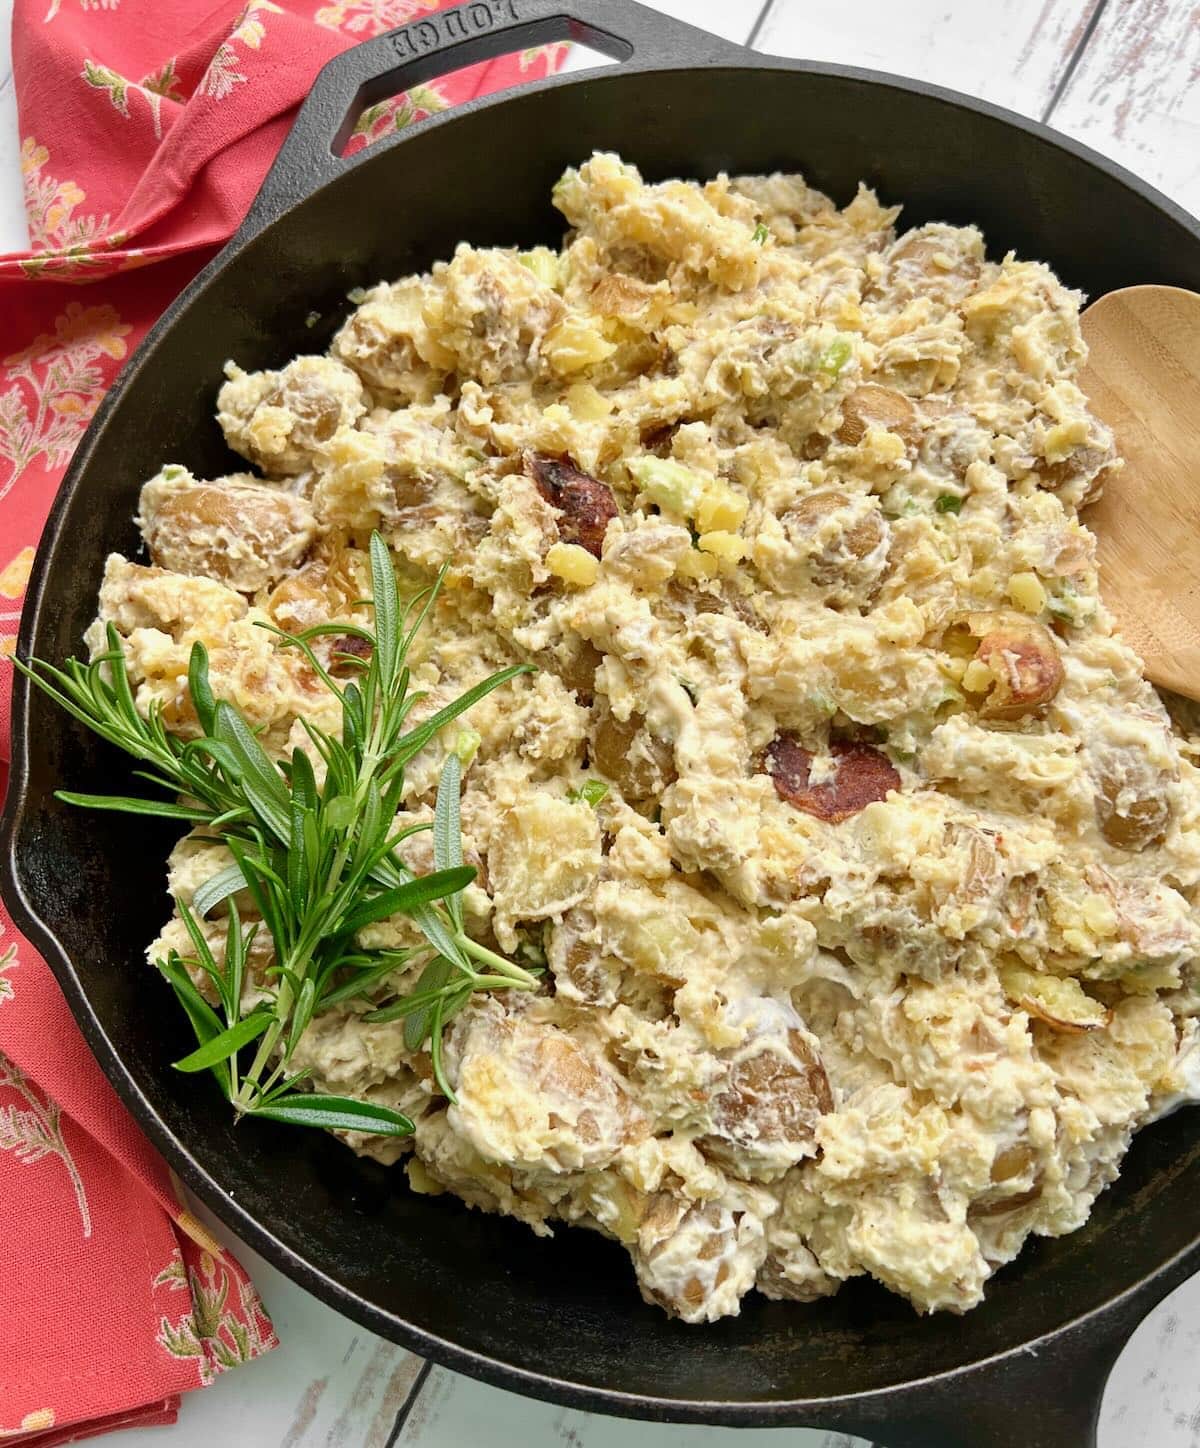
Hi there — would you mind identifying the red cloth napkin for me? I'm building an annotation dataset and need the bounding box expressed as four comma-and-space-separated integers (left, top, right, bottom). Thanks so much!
0, 4, 565, 1441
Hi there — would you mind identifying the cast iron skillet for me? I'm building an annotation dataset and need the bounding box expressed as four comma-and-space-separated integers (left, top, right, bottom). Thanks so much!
3, 4, 1200, 1444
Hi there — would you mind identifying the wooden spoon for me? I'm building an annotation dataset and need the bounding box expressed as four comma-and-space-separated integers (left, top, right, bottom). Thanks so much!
1079, 284, 1200, 700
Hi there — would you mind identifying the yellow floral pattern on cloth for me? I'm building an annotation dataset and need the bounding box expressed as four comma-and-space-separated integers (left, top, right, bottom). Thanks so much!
346, 81, 450, 150
314, 0, 437, 37
0, 1408, 56, 1439
341, 41, 567, 151
18, 136, 124, 278
200, 0, 283, 101
0, 548, 34, 661
154, 1246, 278, 1385
0, 302, 132, 492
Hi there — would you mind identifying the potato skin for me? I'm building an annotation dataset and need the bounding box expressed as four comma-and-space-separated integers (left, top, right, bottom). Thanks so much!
708, 1030, 833, 1152
1089, 741, 1173, 852
835, 384, 921, 448
591, 707, 677, 803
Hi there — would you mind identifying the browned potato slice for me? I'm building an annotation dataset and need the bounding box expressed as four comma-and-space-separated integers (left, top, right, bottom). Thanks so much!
526, 452, 619, 558
882, 227, 983, 306
139, 471, 317, 594
765, 735, 900, 823
264, 538, 369, 633
634, 1196, 740, 1320
453, 1003, 645, 1171
218, 356, 366, 475
1000, 963, 1111, 1033
967, 613, 1063, 721
590, 707, 677, 803
835, 384, 921, 449
777, 489, 892, 604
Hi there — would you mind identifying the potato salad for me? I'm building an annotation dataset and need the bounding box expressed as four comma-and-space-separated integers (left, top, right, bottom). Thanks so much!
93, 154, 1200, 1321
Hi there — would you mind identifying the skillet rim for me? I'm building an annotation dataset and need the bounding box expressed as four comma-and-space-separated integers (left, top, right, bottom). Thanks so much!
3, 41, 1200, 1429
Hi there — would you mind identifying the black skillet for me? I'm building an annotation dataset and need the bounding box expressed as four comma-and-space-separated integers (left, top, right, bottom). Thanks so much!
3, 4, 1199, 1444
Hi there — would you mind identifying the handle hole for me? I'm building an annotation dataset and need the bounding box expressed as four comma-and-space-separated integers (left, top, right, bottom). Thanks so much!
339, 35, 620, 158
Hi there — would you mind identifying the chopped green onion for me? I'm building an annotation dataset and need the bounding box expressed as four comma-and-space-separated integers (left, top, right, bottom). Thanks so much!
627, 455, 707, 517
935, 494, 964, 514
752, 222, 769, 245
817, 336, 854, 377
568, 778, 609, 808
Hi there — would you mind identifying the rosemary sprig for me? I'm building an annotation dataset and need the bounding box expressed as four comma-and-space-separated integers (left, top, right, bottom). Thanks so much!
12, 532, 539, 1133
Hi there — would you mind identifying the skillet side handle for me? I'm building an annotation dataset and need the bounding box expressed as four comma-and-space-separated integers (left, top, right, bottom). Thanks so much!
236, 0, 749, 240
828, 1257, 1200, 1448
845, 1322, 1126, 1448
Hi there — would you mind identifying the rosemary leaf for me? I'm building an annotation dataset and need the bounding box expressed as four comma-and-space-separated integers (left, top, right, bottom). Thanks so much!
433, 754, 465, 932
250, 1093, 413, 1136
53, 792, 212, 821
173, 1011, 272, 1073
339, 866, 476, 936
192, 861, 248, 919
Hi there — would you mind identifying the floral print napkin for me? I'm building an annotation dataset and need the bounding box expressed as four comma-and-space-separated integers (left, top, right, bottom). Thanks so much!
0, 3, 564, 1440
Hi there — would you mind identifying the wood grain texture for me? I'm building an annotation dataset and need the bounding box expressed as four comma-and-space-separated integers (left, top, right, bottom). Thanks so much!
0, 64, 27, 256
1080, 285, 1200, 697
1050, 0, 1200, 219
753, 0, 1101, 118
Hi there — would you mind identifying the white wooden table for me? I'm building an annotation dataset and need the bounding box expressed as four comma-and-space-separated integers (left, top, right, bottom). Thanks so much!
3, 1, 1200, 1444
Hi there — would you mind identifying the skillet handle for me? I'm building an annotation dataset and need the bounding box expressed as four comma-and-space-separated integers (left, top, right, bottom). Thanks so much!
825, 1259, 1199, 1448
237, 0, 749, 240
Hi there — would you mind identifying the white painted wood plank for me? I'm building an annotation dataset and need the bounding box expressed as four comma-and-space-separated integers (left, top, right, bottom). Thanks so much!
395, 1366, 869, 1448
753, 0, 1099, 119
1101, 1272, 1200, 1447
561, 0, 759, 73
0, 0, 27, 256
1049, 0, 1200, 219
